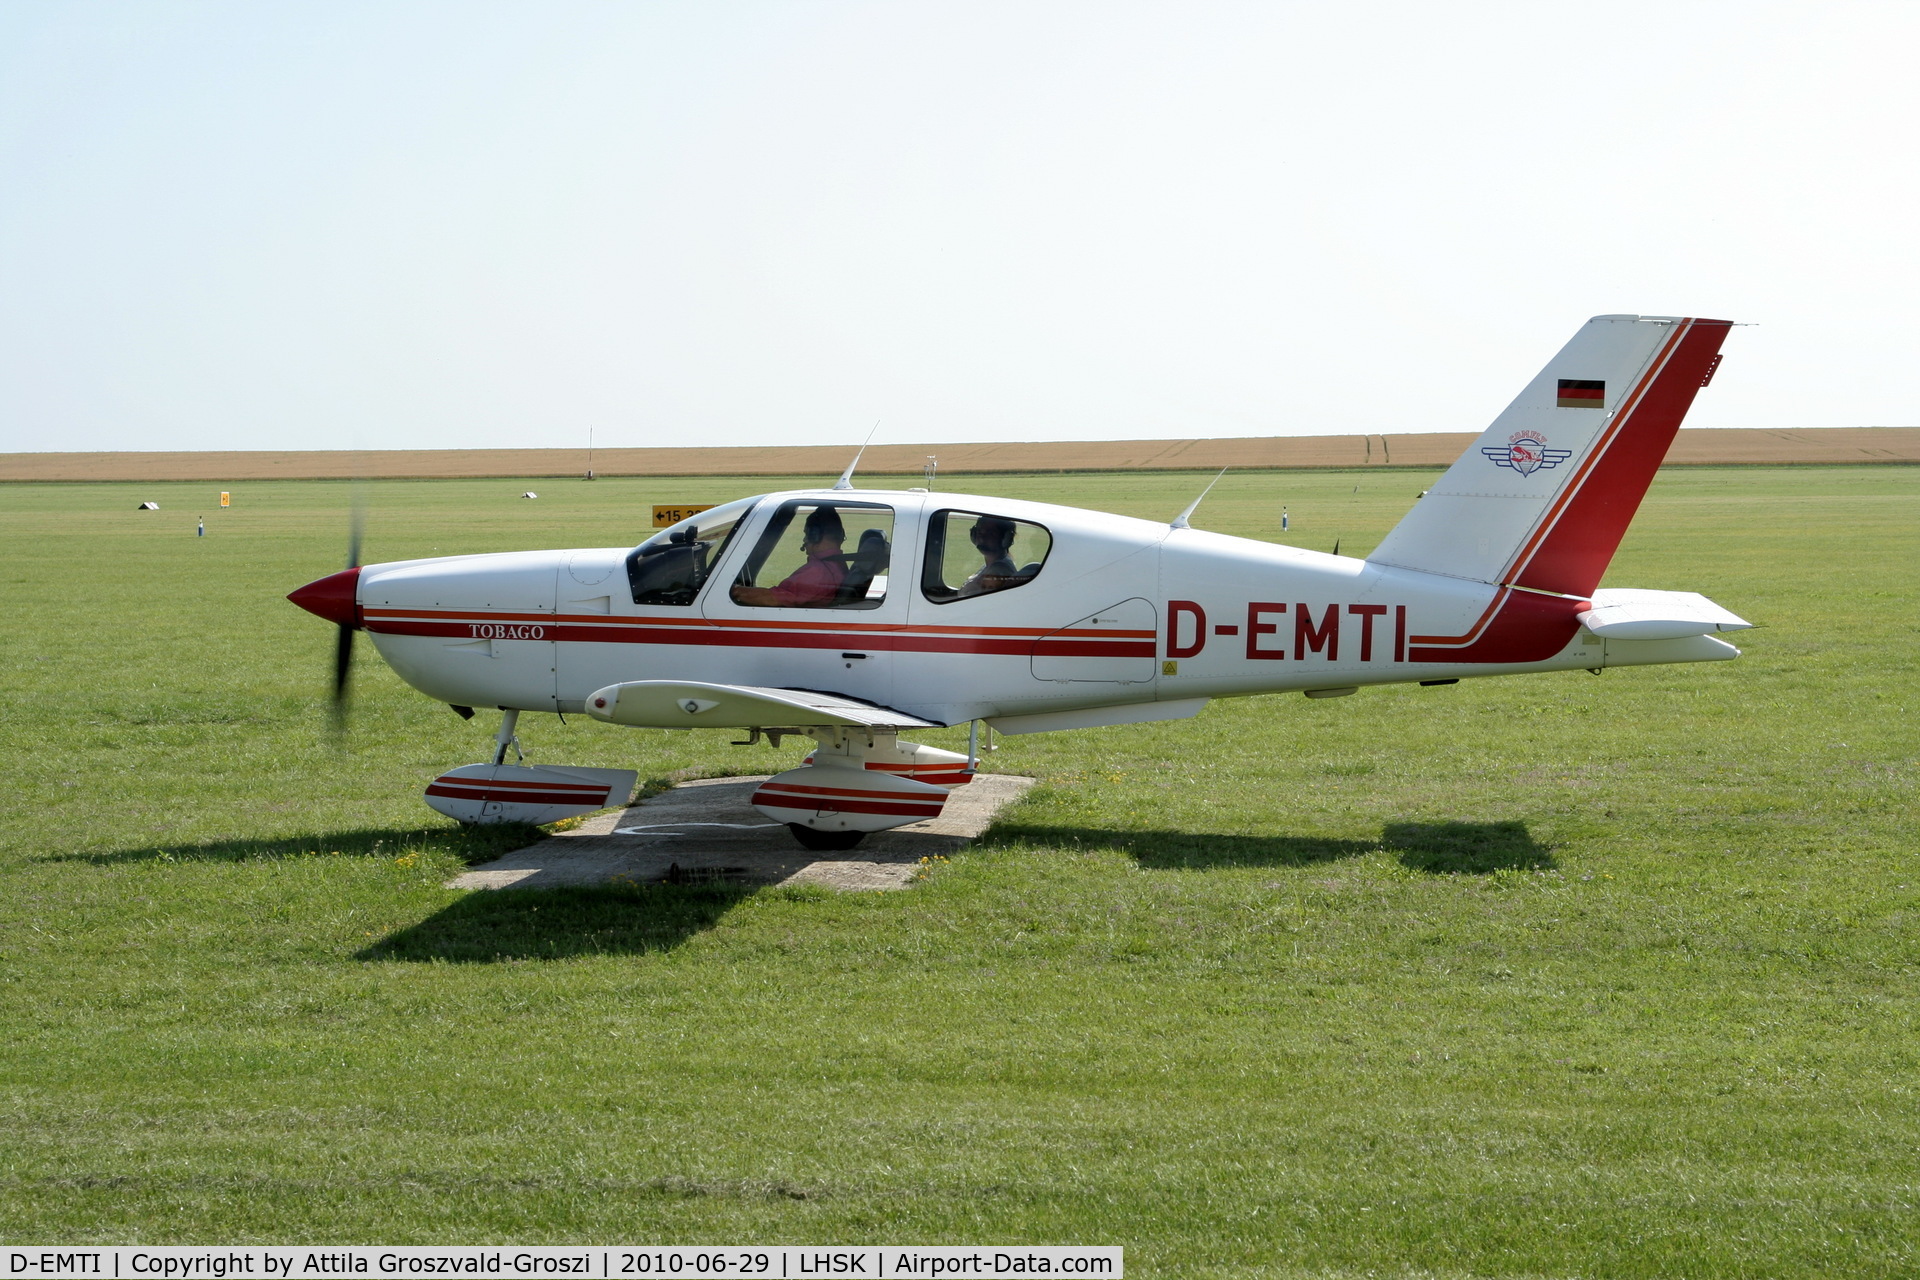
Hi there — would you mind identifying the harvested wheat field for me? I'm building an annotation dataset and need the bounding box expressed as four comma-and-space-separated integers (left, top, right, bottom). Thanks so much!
1, 426, 1914, 482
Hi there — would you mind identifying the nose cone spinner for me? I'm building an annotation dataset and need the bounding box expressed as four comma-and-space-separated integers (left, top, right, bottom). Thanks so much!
288, 566, 363, 629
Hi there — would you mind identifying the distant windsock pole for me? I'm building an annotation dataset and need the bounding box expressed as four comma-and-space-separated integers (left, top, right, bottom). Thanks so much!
585, 427, 595, 480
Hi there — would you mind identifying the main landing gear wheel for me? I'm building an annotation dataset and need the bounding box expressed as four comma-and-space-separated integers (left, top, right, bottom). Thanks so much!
787, 824, 866, 852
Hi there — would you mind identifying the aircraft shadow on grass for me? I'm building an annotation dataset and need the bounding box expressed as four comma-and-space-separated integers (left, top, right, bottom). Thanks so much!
1380, 820, 1557, 874
360, 880, 754, 963
65, 817, 1550, 963
50, 824, 545, 866
986, 818, 1556, 875
357, 819, 1555, 963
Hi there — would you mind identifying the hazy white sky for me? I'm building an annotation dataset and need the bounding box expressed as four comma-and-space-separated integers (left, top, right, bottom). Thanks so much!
2, 1, 1915, 453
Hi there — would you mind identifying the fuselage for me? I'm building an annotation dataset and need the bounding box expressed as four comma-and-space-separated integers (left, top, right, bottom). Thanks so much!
344, 487, 1735, 729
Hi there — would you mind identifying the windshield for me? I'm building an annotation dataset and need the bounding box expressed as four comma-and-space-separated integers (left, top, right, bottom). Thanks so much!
624, 497, 758, 606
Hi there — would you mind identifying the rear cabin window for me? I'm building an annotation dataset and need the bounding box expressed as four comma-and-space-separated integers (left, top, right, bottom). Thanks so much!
729, 500, 895, 609
921, 509, 1051, 603
625, 498, 756, 606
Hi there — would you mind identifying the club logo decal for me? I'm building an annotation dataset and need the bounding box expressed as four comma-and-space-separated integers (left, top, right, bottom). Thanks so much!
1482, 430, 1572, 477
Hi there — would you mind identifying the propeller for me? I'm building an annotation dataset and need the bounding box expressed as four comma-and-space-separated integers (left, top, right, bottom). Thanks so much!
332, 491, 365, 729
288, 488, 366, 733
332, 491, 364, 729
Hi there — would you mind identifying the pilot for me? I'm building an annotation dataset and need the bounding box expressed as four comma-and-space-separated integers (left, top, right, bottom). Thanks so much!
956, 515, 1019, 597
732, 506, 846, 606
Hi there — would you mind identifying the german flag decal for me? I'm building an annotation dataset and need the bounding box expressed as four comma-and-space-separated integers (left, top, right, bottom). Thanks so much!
1556, 378, 1604, 409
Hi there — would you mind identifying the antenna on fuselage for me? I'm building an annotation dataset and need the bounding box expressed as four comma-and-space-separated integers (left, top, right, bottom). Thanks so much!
1169, 468, 1229, 530
833, 420, 881, 491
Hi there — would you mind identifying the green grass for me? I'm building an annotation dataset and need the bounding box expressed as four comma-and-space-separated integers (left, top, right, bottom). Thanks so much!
0, 465, 1915, 1275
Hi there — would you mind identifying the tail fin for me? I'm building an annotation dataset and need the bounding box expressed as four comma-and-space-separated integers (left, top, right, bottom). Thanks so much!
1368, 314, 1732, 597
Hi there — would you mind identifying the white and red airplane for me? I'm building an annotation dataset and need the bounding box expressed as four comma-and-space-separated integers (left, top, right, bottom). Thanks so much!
291, 314, 1750, 849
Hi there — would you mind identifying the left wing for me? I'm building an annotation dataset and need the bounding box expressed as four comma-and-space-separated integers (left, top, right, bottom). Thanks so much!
584, 680, 943, 730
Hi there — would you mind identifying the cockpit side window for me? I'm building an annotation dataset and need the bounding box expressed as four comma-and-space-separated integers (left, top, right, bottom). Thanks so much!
625, 498, 756, 606
921, 509, 1051, 603
730, 500, 895, 609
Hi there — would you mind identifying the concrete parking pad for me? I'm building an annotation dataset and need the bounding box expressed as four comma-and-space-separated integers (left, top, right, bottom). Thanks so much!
448, 772, 1034, 892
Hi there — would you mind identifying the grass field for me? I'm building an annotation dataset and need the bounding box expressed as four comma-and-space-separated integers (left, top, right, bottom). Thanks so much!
1, 466, 1915, 1276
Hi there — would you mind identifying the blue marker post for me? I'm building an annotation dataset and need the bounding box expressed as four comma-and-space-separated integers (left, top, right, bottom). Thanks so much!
197, 517, 205, 537
1281, 505, 1289, 532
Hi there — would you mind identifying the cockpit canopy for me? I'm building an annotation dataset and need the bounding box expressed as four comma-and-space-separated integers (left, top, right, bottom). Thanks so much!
625, 497, 757, 606
624, 492, 1056, 610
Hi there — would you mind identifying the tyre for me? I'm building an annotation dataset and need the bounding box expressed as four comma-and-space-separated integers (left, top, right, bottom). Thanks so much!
787, 823, 866, 851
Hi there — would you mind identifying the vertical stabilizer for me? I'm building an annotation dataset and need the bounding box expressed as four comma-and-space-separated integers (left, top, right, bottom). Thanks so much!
1367, 315, 1732, 597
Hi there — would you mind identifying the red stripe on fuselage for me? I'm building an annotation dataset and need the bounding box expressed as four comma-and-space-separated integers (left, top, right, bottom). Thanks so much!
1405, 589, 1588, 664
1409, 587, 1509, 649
368, 611, 1154, 658
364, 607, 1153, 640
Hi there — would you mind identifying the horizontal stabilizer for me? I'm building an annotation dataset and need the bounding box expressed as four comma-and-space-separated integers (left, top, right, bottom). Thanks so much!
585, 680, 942, 730
1577, 589, 1752, 640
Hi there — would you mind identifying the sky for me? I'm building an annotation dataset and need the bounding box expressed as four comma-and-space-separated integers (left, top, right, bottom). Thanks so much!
1, 0, 1915, 453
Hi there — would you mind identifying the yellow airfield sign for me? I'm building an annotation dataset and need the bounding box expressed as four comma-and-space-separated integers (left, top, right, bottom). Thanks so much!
652, 504, 715, 527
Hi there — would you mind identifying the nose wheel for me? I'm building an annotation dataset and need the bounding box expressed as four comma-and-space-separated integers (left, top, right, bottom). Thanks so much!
787, 823, 866, 852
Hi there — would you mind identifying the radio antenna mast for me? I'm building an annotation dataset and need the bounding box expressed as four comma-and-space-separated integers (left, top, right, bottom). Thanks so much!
1170, 468, 1229, 530
833, 420, 881, 491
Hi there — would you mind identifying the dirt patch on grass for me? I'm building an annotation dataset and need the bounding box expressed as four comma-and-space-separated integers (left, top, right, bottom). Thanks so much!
5, 428, 1914, 481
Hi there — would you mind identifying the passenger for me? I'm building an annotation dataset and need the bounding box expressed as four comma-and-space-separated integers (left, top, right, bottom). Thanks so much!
732, 506, 846, 606
956, 515, 1019, 597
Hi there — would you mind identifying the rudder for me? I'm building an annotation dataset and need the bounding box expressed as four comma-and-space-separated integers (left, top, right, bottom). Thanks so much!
1368, 314, 1732, 597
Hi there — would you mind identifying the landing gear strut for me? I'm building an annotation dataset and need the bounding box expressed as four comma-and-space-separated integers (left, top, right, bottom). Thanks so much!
748, 727, 960, 851
492, 708, 523, 765
419, 708, 636, 827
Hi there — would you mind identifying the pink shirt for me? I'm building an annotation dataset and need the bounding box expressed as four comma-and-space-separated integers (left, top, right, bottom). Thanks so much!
765, 551, 846, 606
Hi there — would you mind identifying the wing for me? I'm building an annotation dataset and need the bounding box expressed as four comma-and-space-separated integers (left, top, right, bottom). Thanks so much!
584, 680, 943, 730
